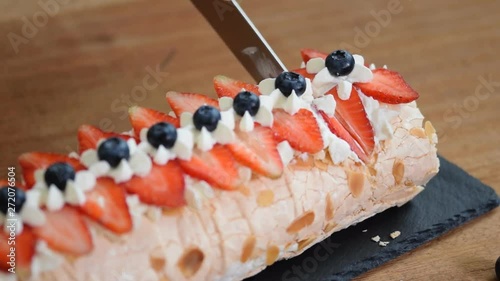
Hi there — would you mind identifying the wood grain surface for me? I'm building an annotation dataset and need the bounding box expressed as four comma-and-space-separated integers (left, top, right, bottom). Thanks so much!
0, 0, 499, 280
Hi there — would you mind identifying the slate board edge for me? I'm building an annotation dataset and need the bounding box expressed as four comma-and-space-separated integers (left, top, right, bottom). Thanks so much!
322, 197, 499, 281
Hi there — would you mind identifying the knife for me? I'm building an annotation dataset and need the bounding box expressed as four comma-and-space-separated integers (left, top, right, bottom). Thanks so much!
190, 0, 287, 81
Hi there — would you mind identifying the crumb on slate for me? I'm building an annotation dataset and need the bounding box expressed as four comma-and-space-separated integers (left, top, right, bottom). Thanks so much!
362, 229, 368, 233
379, 241, 390, 247
371, 235, 380, 243
390, 231, 401, 239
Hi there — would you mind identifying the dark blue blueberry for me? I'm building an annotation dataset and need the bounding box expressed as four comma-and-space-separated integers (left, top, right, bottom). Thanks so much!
98, 137, 130, 168
233, 91, 260, 117
275, 72, 307, 97
325, 50, 355, 77
0, 186, 26, 215
147, 122, 178, 149
193, 106, 221, 132
44, 162, 76, 191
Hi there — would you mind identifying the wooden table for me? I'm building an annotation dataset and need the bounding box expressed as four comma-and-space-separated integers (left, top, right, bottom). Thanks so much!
1, 0, 499, 280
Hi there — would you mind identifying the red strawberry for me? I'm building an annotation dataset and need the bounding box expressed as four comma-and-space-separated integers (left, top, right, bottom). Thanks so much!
128, 106, 179, 138
77, 124, 131, 153
0, 227, 36, 272
33, 206, 93, 255
355, 69, 419, 104
122, 162, 186, 208
300, 48, 328, 63
272, 109, 323, 154
227, 125, 283, 178
317, 110, 368, 163
213, 75, 261, 98
178, 145, 242, 190
80, 178, 132, 234
291, 68, 315, 80
329, 87, 375, 158
18, 152, 85, 189
166, 92, 219, 116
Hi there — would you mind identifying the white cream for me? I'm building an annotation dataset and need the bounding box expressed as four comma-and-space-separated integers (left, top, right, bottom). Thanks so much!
218, 97, 274, 130
0, 189, 46, 235
312, 95, 336, 117
81, 138, 152, 183
137, 127, 194, 165
258, 76, 314, 115
31, 168, 97, 211
277, 141, 294, 166
30, 241, 64, 277
358, 91, 400, 142
184, 176, 215, 210
310, 54, 373, 99
180, 110, 236, 152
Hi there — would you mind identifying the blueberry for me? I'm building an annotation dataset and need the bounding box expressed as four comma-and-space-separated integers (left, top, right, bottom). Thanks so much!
0, 186, 26, 215
98, 137, 130, 168
325, 50, 355, 77
147, 122, 178, 149
233, 91, 260, 117
275, 72, 307, 97
193, 105, 221, 132
44, 162, 76, 191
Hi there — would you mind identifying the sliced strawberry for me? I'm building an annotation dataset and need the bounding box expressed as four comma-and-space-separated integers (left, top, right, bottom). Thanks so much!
227, 125, 283, 178
77, 124, 131, 153
272, 109, 323, 154
80, 178, 132, 234
317, 110, 368, 163
300, 48, 328, 63
18, 152, 85, 189
329, 87, 375, 158
0, 227, 36, 272
213, 75, 261, 98
355, 68, 419, 104
128, 106, 179, 138
166, 92, 219, 116
122, 162, 186, 208
291, 68, 315, 80
178, 145, 241, 190
33, 206, 93, 255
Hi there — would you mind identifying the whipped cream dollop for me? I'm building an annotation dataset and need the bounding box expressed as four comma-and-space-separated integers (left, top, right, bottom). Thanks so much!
180, 111, 236, 151
258, 77, 314, 115
0, 188, 46, 235
138, 127, 194, 165
308, 55, 373, 99
31, 169, 96, 212
358, 91, 400, 142
81, 138, 152, 183
218, 97, 274, 132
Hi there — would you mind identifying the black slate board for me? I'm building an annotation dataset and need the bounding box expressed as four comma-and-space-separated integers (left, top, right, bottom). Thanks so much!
246, 156, 500, 281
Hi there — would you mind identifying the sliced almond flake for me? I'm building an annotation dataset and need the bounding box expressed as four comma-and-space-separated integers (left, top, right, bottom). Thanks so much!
392, 159, 405, 185
257, 190, 275, 207
371, 235, 381, 243
286, 211, 315, 234
240, 236, 256, 263
347, 171, 365, 198
379, 241, 390, 247
410, 127, 426, 138
266, 245, 280, 266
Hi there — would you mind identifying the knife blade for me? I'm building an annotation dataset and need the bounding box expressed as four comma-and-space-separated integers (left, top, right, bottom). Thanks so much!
190, 0, 287, 81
